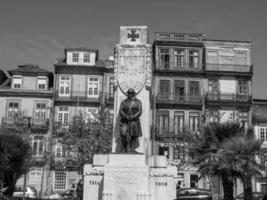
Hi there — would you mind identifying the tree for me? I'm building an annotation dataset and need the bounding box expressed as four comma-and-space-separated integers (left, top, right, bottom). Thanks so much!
221, 135, 265, 200
0, 134, 32, 196
194, 122, 245, 200
62, 106, 113, 173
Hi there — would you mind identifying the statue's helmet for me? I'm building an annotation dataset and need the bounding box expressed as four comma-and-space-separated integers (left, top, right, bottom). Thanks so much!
127, 88, 136, 95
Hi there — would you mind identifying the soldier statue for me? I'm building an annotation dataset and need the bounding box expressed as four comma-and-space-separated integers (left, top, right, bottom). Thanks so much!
119, 88, 142, 153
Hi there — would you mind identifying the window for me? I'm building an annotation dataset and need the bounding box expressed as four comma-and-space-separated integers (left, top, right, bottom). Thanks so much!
260, 128, 267, 142
174, 111, 184, 135
35, 103, 47, 119
31, 135, 44, 156
159, 48, 170, 69
159, 114, 169, 134
208, 80, 218, 93
159, 80, 170, 99
12, 76, 22, 89
7, 101, 20, 117
59, 76, 71, 96
239, 111, 249, 129
83, 53, 90, 62
58, 106, 69, 127
86, 108, 98, 122
174, 49, 184, 67
174, 80, 185, 101
189, 81, 200, 100
159, 146, 169, 158
29, 168, 42, 185
109, 77, 114, 98
55, 139, 65, 158
37, 77, 47, 90
189, 112, 199, 132
173, 146, 185, 160
54, 171, 67, 190
207, 51, 218, 64
238, 80, 248, 94
190, 175, 198, 188
189, 50, 199, 68
88, 77, 99, 97
72, 53, 79, 62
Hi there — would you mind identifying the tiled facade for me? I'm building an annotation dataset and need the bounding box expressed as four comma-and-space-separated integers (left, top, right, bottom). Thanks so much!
253, 99, 267, 193
0, 30, 261, 197
51, 48, 114, 195
152, 32, 253, 191
0, 64, 53, 197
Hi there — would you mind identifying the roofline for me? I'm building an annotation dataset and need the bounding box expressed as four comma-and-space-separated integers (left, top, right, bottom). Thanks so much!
155, 32, 205, 36
204, 38, 251, 43
65, 48, 99, 52
253, 98, 267, 103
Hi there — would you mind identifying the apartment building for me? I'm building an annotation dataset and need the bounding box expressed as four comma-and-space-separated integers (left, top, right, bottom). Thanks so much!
0, 64, 53, 197
51, 48, 114, 194
253, 99, 267, 193
152, 32, 207, 189
204, 39, 252, 127
151, 33, 253, 190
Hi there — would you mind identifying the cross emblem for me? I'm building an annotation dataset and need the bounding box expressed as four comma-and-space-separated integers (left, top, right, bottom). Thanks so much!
127, 29, 139, 42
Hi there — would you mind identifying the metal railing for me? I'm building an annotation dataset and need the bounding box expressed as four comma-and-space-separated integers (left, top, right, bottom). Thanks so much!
156, 62, 203, 71
1, 117, 49, 131
206, 93, 251, 102
156, 93, 202, 103
205, 63, 252, 73
155, 32, 205, 42
55, 90, 104, 102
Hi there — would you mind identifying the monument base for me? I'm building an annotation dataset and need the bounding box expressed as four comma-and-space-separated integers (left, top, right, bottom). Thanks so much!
83, 154, 177, 200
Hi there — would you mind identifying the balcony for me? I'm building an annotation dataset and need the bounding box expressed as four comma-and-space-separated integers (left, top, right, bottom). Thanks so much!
155, 32, 204, 42
30, 118, 49, 132
0, 87, 53, 98
155, 62, 203, 73
206, 93, 252, 106
1, 117, 30, 131
205, 63, 253, 74
55, 90, 103, 104
104, 92, 114, 105
156, 93, 202, 108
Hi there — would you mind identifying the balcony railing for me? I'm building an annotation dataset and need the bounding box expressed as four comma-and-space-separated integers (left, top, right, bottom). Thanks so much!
205, 63, 252, 73
30, 118, 49, 131
157, 93, 202, 104
1, 117, 49, 132
1, 117, 30, 130
156, 62, 203, 72
206, 93, 251, 102
155, 32, 204, 42
55, 90, 103, 103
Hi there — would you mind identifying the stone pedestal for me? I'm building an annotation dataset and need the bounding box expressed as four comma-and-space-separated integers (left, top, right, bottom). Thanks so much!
83, 154, 177, 200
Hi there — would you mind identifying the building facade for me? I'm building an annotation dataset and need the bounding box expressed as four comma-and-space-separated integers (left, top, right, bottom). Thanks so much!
50, 48, 114, 195
253, 99, 267, 193
0, 64, 53, 197
0, 29, 257, 198
151, 32, 253, 192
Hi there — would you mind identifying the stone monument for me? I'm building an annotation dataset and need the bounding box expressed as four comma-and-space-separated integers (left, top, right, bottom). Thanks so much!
83, 26, 177, 200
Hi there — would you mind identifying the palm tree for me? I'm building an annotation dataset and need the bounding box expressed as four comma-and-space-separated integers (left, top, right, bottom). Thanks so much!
194, 121, 245, 200
221, 136, 265, 200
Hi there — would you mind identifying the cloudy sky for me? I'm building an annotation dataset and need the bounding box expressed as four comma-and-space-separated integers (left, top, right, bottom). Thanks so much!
0, 0, 266, 98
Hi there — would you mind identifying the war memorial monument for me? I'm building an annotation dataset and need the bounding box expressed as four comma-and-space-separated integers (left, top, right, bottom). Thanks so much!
83, 26, 177, 200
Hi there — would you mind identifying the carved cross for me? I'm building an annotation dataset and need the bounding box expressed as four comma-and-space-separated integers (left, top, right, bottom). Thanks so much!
127, 29, 139, 42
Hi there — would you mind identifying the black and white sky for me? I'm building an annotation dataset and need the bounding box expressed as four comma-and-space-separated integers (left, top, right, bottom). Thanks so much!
0, 0, 266, 98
